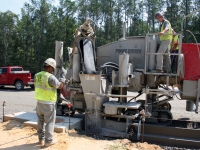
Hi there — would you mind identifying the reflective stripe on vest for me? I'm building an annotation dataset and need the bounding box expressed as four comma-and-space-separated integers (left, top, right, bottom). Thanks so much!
160, 20, 172, 41
35, 71, 57, 102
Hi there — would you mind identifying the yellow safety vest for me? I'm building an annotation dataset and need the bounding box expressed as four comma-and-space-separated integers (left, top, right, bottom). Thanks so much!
35, 71, 57, 102
160, 19, 172, 41
171, 35, 179, 50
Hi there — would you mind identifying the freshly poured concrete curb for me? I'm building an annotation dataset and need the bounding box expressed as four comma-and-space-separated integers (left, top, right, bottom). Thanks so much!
4, 112, 83, 133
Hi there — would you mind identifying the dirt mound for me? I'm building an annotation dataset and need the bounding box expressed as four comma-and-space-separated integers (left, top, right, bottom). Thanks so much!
0, 120, 162, 150
1, 120, 23, 130
127, 142, 162, 150
108, 139, 163, 150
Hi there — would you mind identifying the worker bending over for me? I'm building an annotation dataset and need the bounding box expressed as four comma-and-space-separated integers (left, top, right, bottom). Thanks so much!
154, 12, 172, 73
34, 58, 65, 147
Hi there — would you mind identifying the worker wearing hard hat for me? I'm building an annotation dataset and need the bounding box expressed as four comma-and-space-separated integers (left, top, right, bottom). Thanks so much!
170, 29, 179, 73
154, 12, 172, 73
34, 58, 65, 147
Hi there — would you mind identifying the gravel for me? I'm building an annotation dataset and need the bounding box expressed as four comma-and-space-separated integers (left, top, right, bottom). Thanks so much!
161, 146, 200, 150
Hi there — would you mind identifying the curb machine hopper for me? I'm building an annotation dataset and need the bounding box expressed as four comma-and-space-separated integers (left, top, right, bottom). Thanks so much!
56, 19, 199, 141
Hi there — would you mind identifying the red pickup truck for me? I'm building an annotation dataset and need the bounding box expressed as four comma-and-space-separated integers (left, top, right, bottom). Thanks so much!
0, 66, 34, 90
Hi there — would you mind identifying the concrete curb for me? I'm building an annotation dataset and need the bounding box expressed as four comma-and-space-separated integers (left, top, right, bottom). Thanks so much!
4, 112, 83, 133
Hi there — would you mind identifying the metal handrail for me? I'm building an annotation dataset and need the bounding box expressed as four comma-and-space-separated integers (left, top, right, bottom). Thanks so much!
146, 53, 180, 55
144, 33, 183, 75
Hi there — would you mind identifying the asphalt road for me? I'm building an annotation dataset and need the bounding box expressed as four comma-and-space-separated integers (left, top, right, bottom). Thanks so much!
0, 86, 36, 121
0, 86, 199, 122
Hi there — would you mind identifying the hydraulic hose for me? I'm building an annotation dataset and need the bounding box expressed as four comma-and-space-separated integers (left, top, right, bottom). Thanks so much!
101, 62, 119, 68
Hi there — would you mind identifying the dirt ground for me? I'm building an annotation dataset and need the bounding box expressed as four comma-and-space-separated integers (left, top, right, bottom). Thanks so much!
0, 120, 163, 150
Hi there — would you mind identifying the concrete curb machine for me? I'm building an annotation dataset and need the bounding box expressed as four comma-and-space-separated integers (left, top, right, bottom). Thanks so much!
54, 19, 200, 140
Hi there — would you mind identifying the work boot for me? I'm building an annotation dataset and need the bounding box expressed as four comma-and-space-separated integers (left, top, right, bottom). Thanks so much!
38, 140, 45, 146
44, 139, 57, 147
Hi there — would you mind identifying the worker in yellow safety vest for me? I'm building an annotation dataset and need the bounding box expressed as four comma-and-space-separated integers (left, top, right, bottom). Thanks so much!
154, 12, 172, 73
34, 58, 65, 147
170, 29, 179, 73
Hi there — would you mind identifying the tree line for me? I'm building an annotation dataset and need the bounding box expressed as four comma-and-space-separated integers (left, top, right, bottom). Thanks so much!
0, 0, 199, 73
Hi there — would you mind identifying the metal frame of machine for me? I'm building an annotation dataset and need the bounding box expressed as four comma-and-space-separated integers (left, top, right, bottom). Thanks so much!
54, 19, 200, 141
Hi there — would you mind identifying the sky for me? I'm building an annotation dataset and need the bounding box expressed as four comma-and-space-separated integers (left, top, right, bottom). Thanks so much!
0, 0, 59, 15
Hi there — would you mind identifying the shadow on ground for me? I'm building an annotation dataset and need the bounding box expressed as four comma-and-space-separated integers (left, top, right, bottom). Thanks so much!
0, 86, 34, 92
0, 143, 43, 150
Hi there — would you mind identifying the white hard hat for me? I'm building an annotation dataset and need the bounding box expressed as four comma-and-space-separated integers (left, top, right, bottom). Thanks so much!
44, 58, 56, 69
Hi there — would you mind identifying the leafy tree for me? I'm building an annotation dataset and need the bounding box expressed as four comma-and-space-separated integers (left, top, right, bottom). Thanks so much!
0, 11, 18, 65
0, 0, 199, 72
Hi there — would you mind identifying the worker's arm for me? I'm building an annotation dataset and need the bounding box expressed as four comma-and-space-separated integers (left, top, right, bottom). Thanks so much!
48, 75, 64, 89
58, 78, 65, 89
159, 28, 169, 36
57, 82, 64, 89
159, 21, 169, 36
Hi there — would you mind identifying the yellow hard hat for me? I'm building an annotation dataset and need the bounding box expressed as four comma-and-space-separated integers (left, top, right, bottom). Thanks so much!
44, 58, 56, 69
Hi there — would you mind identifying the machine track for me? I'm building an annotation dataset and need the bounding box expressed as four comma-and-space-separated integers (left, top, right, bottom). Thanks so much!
141, 120, 200, 149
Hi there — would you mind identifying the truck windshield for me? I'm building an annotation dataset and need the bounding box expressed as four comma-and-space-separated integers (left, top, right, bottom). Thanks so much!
0, 68, 8, 74
11, 68, 23, 71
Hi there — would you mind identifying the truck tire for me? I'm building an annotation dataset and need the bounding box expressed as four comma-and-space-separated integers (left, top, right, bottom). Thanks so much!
30, 85, 34, 89
15, 80, 24, 90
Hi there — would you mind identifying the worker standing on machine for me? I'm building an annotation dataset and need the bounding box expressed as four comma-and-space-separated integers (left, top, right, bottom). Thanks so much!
170, 29, 179, 73
34, 58, 65, 147
154, 12, 172, 73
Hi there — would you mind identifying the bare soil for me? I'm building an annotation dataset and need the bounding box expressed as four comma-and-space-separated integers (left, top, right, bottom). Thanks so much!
0, 120, 163, 150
